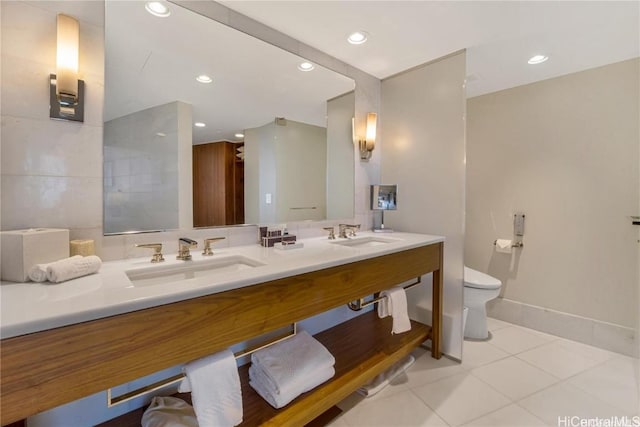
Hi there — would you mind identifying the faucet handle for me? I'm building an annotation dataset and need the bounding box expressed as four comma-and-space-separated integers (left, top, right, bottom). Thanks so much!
323, 227, 336, 240
135, 243, 165, 263
179, 237, 198, 247
202, 237, 226, 256
348, 224, 361, 237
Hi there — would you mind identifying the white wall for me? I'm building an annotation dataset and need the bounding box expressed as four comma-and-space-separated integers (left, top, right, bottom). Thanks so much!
466, 59, 639, 333
275, 120, 327, 222
244, 127, 261, 224
381, 52, 467, 359
327, 91, 355, 220
244, 123, 276, 224
244, 120, 326, 224
177, 102, 193, 230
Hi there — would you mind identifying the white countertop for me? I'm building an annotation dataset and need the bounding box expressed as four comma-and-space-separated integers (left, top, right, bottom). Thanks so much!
0, 232, 443, 339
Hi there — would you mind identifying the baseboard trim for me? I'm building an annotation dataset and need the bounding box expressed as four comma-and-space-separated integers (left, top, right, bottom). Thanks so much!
487, 298, 638, 358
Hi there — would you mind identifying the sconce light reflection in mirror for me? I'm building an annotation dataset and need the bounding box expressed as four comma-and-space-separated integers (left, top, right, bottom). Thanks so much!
352, 112, 377, 161
50, 13, 84, 122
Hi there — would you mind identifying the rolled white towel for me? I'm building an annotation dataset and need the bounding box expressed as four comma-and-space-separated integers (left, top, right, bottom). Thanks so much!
378, 287, 411, 334
28, 256, 82, 282
250, 330, 334, 394
46, 255, 102, 283
249, 363, 335, 409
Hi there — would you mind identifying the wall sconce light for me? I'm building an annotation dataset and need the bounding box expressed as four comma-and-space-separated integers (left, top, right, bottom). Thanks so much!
353, 112, 377, 161
50, 13, 84, 122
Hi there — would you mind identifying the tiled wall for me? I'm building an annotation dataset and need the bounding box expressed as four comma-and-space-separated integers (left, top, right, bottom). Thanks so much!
1, 1, 105, 243
104, 101, 192, 234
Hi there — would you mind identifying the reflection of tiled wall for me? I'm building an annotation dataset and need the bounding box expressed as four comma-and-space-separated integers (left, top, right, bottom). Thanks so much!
104, 101, 191, 234
1, 1, 105, 239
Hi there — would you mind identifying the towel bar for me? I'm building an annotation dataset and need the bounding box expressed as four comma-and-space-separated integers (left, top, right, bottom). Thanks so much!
347, 277, 422, 311
106, 323, 297, 407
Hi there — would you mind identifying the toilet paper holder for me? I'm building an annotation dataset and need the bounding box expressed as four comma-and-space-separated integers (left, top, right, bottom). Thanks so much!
493, 240, 524, 248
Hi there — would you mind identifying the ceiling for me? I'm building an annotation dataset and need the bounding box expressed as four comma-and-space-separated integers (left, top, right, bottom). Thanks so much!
104, 1, 354, 143
222, 1, 640, 98
104, 1, 639, 142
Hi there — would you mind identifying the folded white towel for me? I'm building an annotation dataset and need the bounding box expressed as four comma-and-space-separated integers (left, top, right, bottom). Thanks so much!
46, 255, 102, 283
141, 396, 198, 427
357, 354, 415, 397
184, 349, 242, 427
249, 364, 335, 409
28, 256, 82, 282
250, 330, 335, 395
377, 287, 412, 334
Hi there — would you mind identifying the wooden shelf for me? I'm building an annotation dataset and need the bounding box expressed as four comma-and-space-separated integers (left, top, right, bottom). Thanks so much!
98, 311, 430, 427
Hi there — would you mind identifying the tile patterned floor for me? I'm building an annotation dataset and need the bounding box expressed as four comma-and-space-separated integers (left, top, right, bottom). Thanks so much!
330, 319, 640, 426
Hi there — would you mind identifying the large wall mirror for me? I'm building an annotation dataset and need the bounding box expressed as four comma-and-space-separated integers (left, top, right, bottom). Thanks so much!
103, 1, 355, 235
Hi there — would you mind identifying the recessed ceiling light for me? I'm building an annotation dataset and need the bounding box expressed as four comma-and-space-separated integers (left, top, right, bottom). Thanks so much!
235, 133, 244, 138
194, 122, 206, 128
196, 75, 212, 84
156, 132, 166, 137
527, 54, 549, 65
298, 62, 315, 72
347, 31, 368, 45
145, 2, 170, 18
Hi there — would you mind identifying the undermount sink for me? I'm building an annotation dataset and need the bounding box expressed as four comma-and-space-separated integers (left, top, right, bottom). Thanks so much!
126, 255, 265, 287
331, 236, 398, 248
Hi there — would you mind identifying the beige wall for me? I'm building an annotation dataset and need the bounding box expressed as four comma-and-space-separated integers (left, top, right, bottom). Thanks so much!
466, 58, 639, 329
381, 52, 467, 359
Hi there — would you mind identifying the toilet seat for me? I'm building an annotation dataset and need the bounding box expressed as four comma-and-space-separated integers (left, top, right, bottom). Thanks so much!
464, 267, 501, 290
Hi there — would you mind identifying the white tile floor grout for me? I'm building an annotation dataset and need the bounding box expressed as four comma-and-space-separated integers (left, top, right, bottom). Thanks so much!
330, 318, 640, 427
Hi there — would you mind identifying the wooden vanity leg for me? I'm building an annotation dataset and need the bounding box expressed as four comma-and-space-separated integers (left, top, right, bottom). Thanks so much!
431, 243, 444, 359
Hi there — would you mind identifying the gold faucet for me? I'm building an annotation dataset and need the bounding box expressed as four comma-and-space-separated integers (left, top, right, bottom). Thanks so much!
177, 238, 197, 261
135, 243, 164, 263
338, 224, 361, 238
323, 227, 336, 240
202, 237, 226, 256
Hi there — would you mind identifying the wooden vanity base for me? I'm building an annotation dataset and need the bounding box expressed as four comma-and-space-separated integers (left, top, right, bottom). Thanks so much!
1, 242, 443, 425
98, 311, 430, 427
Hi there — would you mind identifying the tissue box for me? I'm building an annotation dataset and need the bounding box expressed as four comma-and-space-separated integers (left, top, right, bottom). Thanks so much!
1, 228, 70, 282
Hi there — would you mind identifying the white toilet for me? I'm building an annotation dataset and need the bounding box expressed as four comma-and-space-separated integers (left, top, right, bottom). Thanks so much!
463, 266, 502, 340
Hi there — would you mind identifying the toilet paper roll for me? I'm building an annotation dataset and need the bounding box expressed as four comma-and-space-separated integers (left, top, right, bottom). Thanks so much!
495, 239, 512, 254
